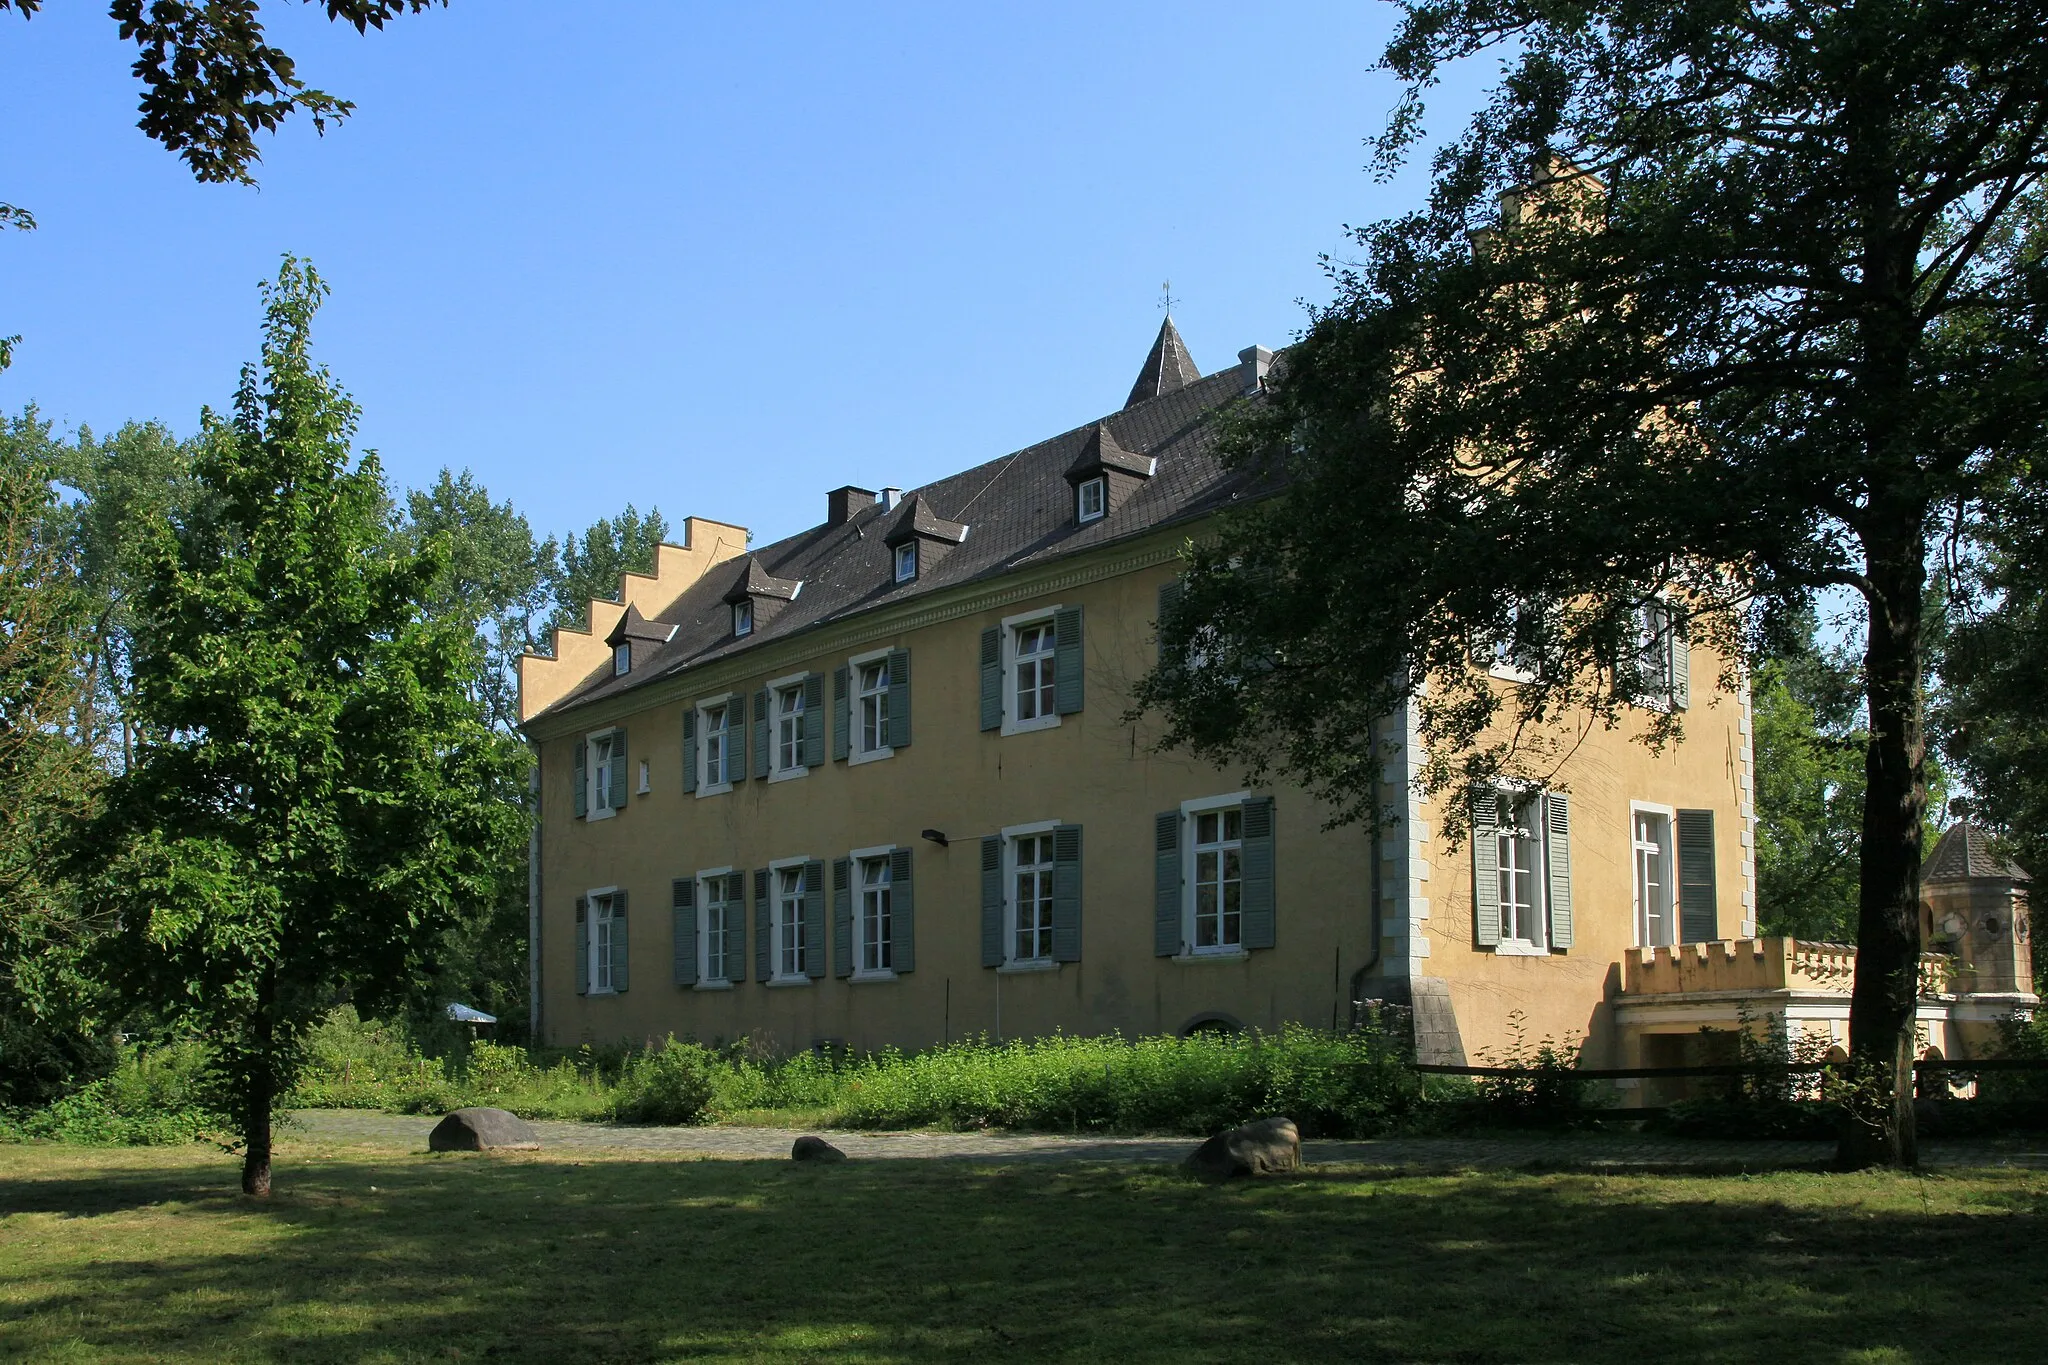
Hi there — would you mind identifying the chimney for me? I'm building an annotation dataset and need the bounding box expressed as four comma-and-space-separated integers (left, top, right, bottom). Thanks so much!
827, 486, 877, 527
879, 487, 903, 512
1239, 345, 1274, 392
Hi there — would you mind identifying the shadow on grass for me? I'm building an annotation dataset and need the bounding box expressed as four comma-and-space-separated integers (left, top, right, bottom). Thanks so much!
3, 1152, 2044, 1363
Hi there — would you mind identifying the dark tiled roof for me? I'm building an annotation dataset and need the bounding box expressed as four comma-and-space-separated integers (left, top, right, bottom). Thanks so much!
881, 492, 968, 546
1066, 422, 1154, 482
1923, 822, 2031, 882
1125, 315, 1202, 409
537, 350, 1266, 720
722, 556, 803, 603
604, 603, 675, 646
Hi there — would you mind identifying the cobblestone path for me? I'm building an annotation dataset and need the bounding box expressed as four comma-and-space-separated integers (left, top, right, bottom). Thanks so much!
286, 1110, 2047, 1171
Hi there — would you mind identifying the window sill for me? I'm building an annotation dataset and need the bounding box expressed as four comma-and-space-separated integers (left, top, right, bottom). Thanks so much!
695, 781, 733, 799
767, 975, 813, 988
1174, 949, 1251, 965
584, 987, 617, 997
848, 747, 894, 767
848, 970, 898, 985
691, 979, 734, 992
998, 959, 1059, 975
1493, 941, 1550, 957
999, 715, 1061, 739
584, 807, 616, 822
769, 767, 809, 784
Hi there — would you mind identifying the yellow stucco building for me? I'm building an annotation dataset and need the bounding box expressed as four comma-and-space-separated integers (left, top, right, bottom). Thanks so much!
517, 319, 1766, 1067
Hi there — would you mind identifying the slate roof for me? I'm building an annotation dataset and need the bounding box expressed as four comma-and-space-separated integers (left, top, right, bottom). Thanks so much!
535, 337, 1269, 721
1922, 822, 2031, 883
881, 492, 969, 546
1125, 315, 1203, 408
1065, 422, 1155, 482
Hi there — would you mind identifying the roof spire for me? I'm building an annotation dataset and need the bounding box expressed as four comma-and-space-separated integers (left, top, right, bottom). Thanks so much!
1125, 312, 1201, 409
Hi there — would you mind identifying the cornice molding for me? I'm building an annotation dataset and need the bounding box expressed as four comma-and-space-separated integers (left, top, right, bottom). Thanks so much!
524, 528, 1194, 741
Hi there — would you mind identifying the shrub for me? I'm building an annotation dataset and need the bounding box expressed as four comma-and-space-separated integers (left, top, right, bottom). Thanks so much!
611, 1037, 718, 1125
1468, 1012, 1604, 1127
0, 1038, 226, 1146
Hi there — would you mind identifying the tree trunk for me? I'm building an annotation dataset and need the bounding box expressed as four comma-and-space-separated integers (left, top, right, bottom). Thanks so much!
1839, 517, 1928, 1170
241, 1005, 275, 1197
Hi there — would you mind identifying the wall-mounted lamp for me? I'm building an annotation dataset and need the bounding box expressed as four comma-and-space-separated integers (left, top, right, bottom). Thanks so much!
920, 828, 949, 847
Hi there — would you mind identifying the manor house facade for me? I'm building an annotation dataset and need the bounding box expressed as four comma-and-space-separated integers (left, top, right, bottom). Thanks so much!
517, 319, 1761, 1067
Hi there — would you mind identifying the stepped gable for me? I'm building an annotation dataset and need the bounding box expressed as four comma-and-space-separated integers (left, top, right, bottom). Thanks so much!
1124, 315, 1201, 409
535, 342, 1272, 720
1922, 821, 2031, 883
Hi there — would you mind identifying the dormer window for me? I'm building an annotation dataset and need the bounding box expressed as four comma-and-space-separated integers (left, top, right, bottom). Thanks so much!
613, 642, 631, 676
895, 541, 917, 582
733, 600, 754, 637
1077, 476, 1106, 523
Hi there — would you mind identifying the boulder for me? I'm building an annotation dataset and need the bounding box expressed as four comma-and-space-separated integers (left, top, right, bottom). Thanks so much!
791, 1135, 848, 1162
1184, 1115, 1301, 1181
428, 1107, 540, 1152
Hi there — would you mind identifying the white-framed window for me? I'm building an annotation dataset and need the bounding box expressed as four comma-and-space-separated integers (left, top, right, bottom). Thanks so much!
586, 730, 617, 820
1077, 476, 1106, 523
1494, 792, 1547, 949
894, 541, 917, 582
856, 850, 894, 974
1482, 597, 1543, 683
636, 760, 649, 795
854, 654, 891, 761
698, 698, 733, 793
587, 888, 619, 993
698, 869, 739, 984
613, 642, 631, 676
1190, 801, 1245, 953
1010, 826, 1057, 964
770, 674, 807, 778
1633, 804, 1676, 947
733, 599, 755, 637
1002, 608, 1060, 736
773, 861, 809, 980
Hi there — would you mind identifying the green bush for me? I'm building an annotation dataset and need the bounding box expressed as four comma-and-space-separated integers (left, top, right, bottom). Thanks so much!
611, 1037, 717, 1125
0, 1038, 226, 1146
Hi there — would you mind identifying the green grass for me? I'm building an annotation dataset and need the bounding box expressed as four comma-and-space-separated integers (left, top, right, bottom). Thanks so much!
3, 1140, 2045, 1362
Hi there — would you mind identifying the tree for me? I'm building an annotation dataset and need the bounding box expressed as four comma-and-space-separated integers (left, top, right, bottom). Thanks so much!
0, 411, 107, 1107
88, 258, 517, 1194
2, 1, 445, 187
1140, 3, 2048, 1167
549, 504, 670, 638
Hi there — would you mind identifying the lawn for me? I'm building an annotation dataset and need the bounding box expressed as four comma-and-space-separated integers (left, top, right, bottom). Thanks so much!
2, 1139, 2044, 1364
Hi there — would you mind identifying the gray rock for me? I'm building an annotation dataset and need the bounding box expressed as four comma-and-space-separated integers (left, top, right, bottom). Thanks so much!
791, 1134, 848, 1162
1184, 1115, 1301, 1180
428, 1107, 540, 1152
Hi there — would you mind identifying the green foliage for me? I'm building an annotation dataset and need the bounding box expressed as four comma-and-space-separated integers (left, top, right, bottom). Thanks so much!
549, 503, 670, 637
611, 1037, 719, 1125
1752, 618, 1867, 943
85, 258, 521, 1191
1469, 1013, 1604, 1127
0, 1039, 225, 1146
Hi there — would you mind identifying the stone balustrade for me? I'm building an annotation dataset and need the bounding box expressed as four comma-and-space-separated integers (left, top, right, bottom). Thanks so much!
1622, 936, 1954, 998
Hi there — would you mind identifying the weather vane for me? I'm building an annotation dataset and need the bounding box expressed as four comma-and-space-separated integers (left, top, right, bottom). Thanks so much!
1160, 279, 1178, 315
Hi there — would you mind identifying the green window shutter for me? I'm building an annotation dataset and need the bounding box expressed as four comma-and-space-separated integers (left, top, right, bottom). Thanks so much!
1240, 797, 1276, 950
1154, 811, 1182, 957
673, 878, 697, 986
980, 836, 1003, 967
1053, 605, 1084, 715
612, 890, 630, 993
753, 868, 771, 983
1670, 617, 1691, 710
573, 742, 587, 820
1157, 579, 1184, 665
886, 649, 912, 749
1472, 791, 1502, 947
575, 897, 589, 994
832, 666, 851, 762
733, 692, 749, 782
608, 728, 630, 810
723, 874, 745, 981
1545, 792, 1574, 949
832, 857, 854, 979
682, 710, 697, 794
801, 674, 826, 768
753, 689, 771, 779
979, 627, 1002, 731
803, 860, 827, 979
1677, 809, 1718, 943
889, 846, 914, 973
1052, 824, 1083, 963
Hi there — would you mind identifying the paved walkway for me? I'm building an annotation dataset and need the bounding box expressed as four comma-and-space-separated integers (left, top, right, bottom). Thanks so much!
285, 1110, 2048, 1172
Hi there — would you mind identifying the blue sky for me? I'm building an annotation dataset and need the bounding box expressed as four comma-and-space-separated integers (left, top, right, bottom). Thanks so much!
1, 2, 1486, 551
